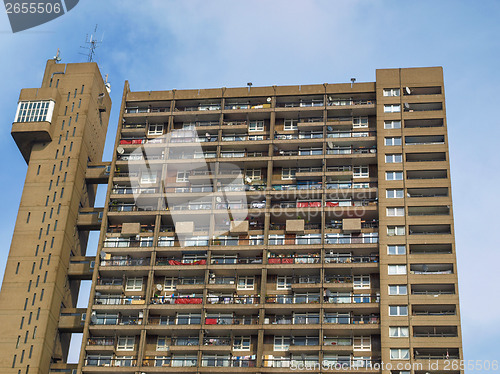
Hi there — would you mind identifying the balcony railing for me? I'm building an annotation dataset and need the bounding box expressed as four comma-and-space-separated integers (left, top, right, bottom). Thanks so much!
91, 316, 142, 326
155, 258, 207, 266
148, 316, 201, 326
206, 295, 260, 305
87, 337, 115, 346
326, 147, 377, 155
324, 314, 380, 324
203, 337, 231, 346
150, 295, 203, 305
85, 357, 137, 367
96, 278, 123, 286
205, 316, 259, 325
267, 256, 320, 264
94, 296, 146, 305
100, 258, 150, 267
324, 294, 379, 304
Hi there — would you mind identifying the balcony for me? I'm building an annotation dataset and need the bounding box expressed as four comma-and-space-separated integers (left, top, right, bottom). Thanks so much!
100, 257, 150, 267
94, 295, 146, 306
409, 225, 451, 235
324, 293, 379, 304
206, 295, 260, 305
413, 326, 458, 338
324, 314, 380, 325
86, 163, 111, 184
150, 295, 203, 305
413, 348, 460, 360
156, 257, 207, 266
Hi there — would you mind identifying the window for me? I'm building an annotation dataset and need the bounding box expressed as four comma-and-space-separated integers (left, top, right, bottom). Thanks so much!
387, 207, 404, 216
233, 336, 251, 351
389, 327, 409, 337
176, 313, 201, 325
125, 277, 143, 291
389, 305, 408, 316
388, 265, 407, 275
117, 336, 135, 351
284, 119, 298, 131
140, 172, 157, 184
176, 171, 189, 182
277, 276, 292, 290
15, 101, 55, 123
386, 189, 404, 198
163, 277, 176, 291
385, 154, 402, 163
282, 168, 296, 180
237, 276, 255, 290
353, 166, 369, 178
385, 137, 402, 146
353, 275, 370, 289
156, 336, 169, 351
384, 104, 401, 113
148, 124, 164, 135
172, 354, 197, 367
388, 245, 406, 255
352, 116, 369, 128
274, 336, 290, 351
386, 171, 403, 181
388, 285, 407, 295
390, 348, 410, 360
383, 88, 401, 97
387, 226, 405, 236
384, 120, 401, 129
202, 354, 230, 367
353, 336, 371, 351
248, 120, 264, 132
245, 168, 261, 180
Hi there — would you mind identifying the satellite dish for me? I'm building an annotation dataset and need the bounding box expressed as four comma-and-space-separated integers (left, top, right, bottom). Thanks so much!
156, 284, 163, 291
216, 196, 222, 202
327, 126, 333, 131
90, 311, 97, 324
95, 292, 101, 297
105, 82, 111, 94
100, 251, 107, 259
405, 87, 411, 95
117, 147, 125, 155
422, 264, 429, 272
267, 97, 272, 102
328, 96, 333, 101
327, 142, 334, 149
245, 177, 252, 184
404, 102, 410, 109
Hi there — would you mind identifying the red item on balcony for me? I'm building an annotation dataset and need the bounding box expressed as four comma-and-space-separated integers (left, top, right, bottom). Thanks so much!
205, 318, 217, 324
175, 298, 202, 304
268, 258, 281, 264
326, 201, 339, 207
282, 258, 294, 264
131, 139, 144, 144
119, 139, 133, 144
297, 202, 308, 208
309, 201, 321, 207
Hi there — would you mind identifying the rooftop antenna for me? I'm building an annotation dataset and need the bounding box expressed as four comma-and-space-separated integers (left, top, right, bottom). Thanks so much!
53, 48, 62, 63
80, 24, 103, 62
350, 78, 356, 88
247, 82, 252, 92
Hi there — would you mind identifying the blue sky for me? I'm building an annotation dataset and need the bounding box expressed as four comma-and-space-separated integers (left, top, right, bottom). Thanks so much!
0, 0, 499, 368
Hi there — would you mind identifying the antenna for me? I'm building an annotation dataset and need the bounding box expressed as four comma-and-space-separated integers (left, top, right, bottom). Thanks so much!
80, 24, 103, 62
350, 78, 356, 88
53, 48, 62, 62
